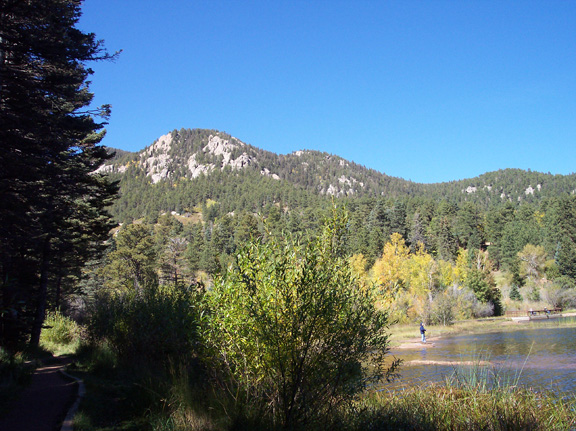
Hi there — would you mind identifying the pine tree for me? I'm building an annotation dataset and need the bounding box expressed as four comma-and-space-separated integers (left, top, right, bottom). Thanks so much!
509, 284, 522, 301
0, 0, 118, 347
102, 224, 158, 291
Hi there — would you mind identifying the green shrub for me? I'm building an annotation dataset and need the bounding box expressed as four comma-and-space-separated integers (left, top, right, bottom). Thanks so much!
509, 284, 523, 301
430, 293, 455, 325
201, 210, 400, 429
527, 284, 542, 302
74, 341, 118, 377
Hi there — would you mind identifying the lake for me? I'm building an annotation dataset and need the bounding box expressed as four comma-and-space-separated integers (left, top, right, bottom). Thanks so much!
386, 317, 576, 396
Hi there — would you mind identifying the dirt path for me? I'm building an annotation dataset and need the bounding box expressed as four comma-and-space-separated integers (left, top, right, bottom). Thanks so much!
0, 357, 78, 431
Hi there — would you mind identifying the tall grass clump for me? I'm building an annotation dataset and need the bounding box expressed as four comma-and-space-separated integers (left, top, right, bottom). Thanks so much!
86, 283, 201, 367
148, 364, 226, 431
351, 386, 576, 431
442, 343, 533, 396
74, 283, 206, 430
340, 345, 575, 431
40, 310, 81, 355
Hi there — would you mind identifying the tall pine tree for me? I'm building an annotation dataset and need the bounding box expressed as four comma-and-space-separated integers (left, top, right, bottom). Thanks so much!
0, 0, 118, 347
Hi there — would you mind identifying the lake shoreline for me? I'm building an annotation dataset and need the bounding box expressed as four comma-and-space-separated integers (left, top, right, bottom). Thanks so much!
387, 313, 576, 397
389, 311, 576, 350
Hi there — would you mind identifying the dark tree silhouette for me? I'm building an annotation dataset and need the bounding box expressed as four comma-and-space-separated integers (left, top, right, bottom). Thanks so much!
0, 0, 118, 347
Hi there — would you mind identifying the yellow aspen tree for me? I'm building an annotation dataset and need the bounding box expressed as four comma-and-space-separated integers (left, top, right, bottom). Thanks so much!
349, 253, 370, 291
370, 233, 410, 302
405, 245, 437, 301
453, 248, 470, 287
437, 259, 454, 288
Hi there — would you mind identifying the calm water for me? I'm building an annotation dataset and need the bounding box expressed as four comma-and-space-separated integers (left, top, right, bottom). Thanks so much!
386, 317, 576, 396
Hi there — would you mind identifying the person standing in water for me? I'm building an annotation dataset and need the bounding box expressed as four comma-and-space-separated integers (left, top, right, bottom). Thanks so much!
420, 322, 426, 343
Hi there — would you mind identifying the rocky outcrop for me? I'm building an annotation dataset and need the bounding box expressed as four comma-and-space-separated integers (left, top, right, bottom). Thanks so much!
141, 133, 173, 183
135, 132, 260, 182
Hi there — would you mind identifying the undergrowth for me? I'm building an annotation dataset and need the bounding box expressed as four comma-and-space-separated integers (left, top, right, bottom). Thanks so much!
39, 311, 81, 356
0, 347, 33, 409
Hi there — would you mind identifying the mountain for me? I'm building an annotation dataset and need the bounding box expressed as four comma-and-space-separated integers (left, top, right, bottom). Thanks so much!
99, 128, 576, 222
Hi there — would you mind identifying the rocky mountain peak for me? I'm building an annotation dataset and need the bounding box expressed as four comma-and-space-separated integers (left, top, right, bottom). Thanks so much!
98, 128, 576, 213
132, 131, 258, 183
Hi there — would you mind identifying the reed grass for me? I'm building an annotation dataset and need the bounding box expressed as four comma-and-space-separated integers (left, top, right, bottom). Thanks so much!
350, 344, 575, 431
150, 379, 576, 431
149, 363, 226, 431
353, 385, 576, 431
443, 343, 532, 394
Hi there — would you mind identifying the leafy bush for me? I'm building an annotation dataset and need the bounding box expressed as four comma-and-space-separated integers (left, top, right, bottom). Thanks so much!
472, 301, 495, 318
201, 210, 400, 429
466, 269, 503, 316
544, 284, 576, 309
445, 286, 491, 320
527, 284, 541, 302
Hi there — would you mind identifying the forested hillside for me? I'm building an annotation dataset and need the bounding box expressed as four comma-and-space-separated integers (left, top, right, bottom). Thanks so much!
102, 128, 576, 221
91, 128, 576, 323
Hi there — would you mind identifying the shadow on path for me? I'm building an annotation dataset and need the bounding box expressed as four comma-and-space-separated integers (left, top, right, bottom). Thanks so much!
0, 357, 78, 431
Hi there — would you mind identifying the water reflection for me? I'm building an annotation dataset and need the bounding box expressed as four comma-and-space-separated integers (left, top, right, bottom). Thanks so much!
387, 318, 576, 396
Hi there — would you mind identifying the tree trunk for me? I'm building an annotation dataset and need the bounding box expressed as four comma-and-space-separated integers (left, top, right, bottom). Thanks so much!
30, 237, 51, 347
0, 35, 5, 97
55, 273, 62, 309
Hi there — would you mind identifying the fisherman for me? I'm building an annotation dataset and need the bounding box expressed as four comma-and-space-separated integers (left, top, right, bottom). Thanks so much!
420, 322, 426, 343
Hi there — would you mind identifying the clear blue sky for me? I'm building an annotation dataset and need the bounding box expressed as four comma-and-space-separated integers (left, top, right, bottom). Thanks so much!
78, 1, 576, 184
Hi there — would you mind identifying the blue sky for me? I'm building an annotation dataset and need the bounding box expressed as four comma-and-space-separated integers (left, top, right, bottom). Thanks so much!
78, 1, 576, 184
